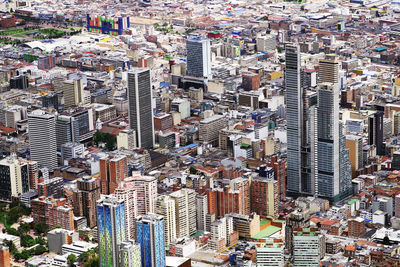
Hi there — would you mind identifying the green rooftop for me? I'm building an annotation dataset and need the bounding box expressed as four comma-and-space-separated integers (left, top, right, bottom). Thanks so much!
252, 225, 281, 239
348, 199, 358, 205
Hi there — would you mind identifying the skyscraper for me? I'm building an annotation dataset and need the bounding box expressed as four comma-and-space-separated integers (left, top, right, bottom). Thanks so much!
285, 44, 318, 196
319, 55, 339, 84
100, 154, 128, 195
127, 69, 154, 149
0, 156, 29, 201
28, 110, 57, 171
196, 193, 208, 231
72, 176, 101, 228
169, 188, 197, 238
368, 111, 384, 156
317, 83, 352, 201
155, 195, 177, 247
136, 213, 166, 267
56, 115, 80, 151
186, 37, 212, 79
97, 195, 126, 267
126, 174, 157, 216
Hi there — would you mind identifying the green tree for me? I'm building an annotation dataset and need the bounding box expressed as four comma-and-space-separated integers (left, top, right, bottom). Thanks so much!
93, 131, 103, 146
20, 249, 31, 260
6, 227, 18, 236
34, 245, 47, 255
78, 251, 89, 263
36, 236, 46, 245
189, 166, 197, 174
103, 133, 116, 151
300, 5, 305, 11
34, 222, 49, 235
68, 253, 78, 267
85, 257, 99, 267
276, 46, 283, 53
18, 223, 31, 235
21, 234, 36, 247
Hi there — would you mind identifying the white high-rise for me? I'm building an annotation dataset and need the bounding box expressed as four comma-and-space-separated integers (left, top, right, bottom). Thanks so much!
28, 110, 57, 171
155, 195, 177, 247
113, 182, 138, 240
196, 193, 208, 231
125, 174, 157, 215
169, 188, 197, 238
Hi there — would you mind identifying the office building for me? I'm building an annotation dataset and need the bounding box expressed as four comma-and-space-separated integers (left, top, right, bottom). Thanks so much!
267, 156, 286, 201
317, 83, 352, 201
255, 240, 284, 267
171, 99, 191, 119
127, 69, 154, 148
228, 213, 260, 239
256, 34, 277, 52
0, 156, 29, 200
72, 176, 101, 228
56, 115, 80, 151
60, 78, 84, 108
113, 182, 138, 240
285, 208, 310, 253
319, 54, 339, 84
242, 72, 260, 91
345, 135, 363, 178
285, 44, 318, 197
169, 189, 197, 238
28, 110, 57, 171
26, 160, 39, 190
118, 240, 141, 267
97, 195, 126, 267
136, 213, 166, 267
199, 114, 228, 146
117, 129, 136, 150
368, 111, 384, 155
61, 142, 84, 165
60, 108, 94, 142
154, 113, 173, 131
100, 154, 128, 195
156, 195, 177, 247
186, 37, 211, 79
196, 193, 207, 231
293, 229, 325, 267
250, 178, 278, 218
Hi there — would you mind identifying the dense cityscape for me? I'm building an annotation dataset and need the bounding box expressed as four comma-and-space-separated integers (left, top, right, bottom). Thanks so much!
0, 0, 398, 266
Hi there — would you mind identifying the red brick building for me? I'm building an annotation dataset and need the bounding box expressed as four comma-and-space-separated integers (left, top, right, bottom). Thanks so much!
100, 154, 128, 195
250, 178, 278, 218
0, 245, 10, 267
31, 197, 75, 230
267, 156, 286, 201
0, 15, 15, 28
348, 217, 365, 237
242, 72, 260, 91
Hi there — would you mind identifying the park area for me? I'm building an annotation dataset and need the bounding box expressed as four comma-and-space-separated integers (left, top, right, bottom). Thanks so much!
0, 26, 81, 44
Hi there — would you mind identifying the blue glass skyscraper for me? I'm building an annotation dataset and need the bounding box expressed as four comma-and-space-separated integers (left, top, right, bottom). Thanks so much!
97, 195, 126, 267
136, 213, 165, 267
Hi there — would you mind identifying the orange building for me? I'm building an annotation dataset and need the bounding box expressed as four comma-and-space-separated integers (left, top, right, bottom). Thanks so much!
100, 154, 128, 194
267, 156, 286, 201
0, 245, 10, 267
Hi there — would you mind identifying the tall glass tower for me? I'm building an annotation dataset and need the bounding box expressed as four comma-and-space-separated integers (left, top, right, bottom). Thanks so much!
136, 213, 165, 267
97, 195, 126, 267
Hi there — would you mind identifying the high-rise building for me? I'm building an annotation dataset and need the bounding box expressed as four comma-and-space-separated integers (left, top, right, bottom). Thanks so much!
285, 44, 318, 196
31, 197, 75, 230
38, 176, 63, 198
186, 37, 211, 79
199, 114, 228, 147
127, 69, 154, 149
28, 110, 57, 171
317, 83, 352, 201
117, 129, 136, 150
368, 111, 384, 156
60, 78, 84, 108
250, 178, 278, 218
0, 156, 29, 200
319, 54, 339, 84
126, 174, 157, 216
136, 213, 166, 267
267, 156, 286, 201
100, 154, 128, 195
118, 240, 141, 267
345, 135, 363, 178
26, 160, 39, 190
169, 188, 197, 238
97, 195, 126, 267
155, 195, 177, 247
72, 176, 101, 228
61, 142, 84, 165
293, 228, 325, 267
348, 217, 365, 237
285, 208, 310, 253
113, 182, 138, 240
56, 115, 80, 151
196, 193, 207, 231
